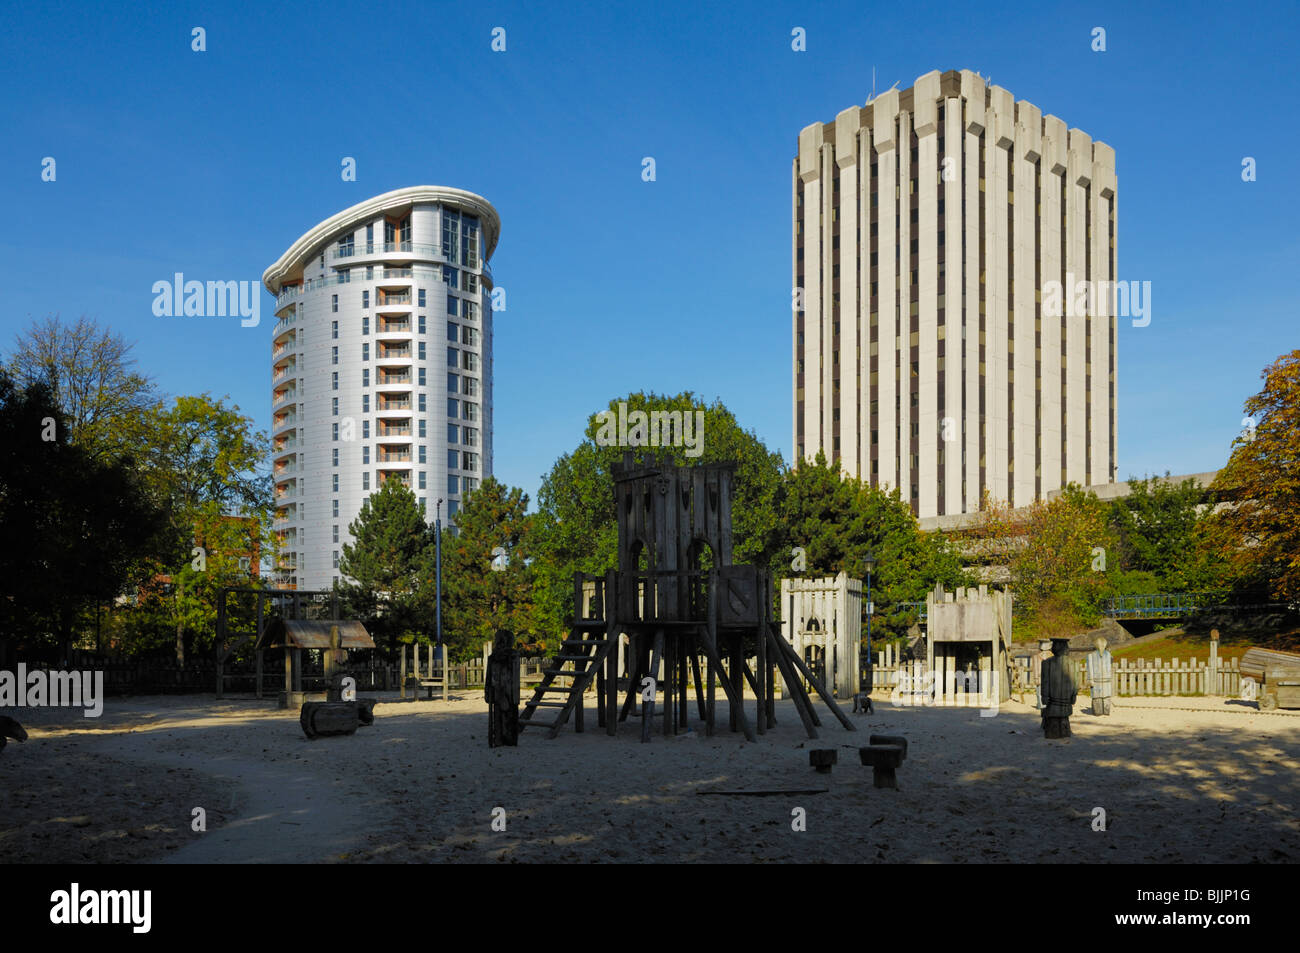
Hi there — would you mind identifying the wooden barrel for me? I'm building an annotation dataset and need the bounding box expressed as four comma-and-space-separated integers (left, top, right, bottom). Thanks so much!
300, 701, 360, 739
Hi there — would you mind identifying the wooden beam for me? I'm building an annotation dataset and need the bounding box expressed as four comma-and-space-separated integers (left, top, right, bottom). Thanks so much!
768, 627, 819, 738
775, 625, 856, 731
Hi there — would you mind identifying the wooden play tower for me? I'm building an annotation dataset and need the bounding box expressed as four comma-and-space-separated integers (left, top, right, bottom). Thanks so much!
520, 453, 855, 741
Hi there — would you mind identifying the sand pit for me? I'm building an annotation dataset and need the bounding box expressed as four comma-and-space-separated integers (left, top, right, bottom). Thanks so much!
2, 692, 1297, 864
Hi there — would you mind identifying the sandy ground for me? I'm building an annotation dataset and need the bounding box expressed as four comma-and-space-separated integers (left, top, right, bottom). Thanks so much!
2, 690, 1297, 864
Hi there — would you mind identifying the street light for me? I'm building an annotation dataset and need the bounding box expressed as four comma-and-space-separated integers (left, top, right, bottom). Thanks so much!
864, 550, 877, 693
435, 498, 444, 651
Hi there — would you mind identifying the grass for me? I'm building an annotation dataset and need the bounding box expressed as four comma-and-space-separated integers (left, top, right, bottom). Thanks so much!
1111, 630, 1250, 662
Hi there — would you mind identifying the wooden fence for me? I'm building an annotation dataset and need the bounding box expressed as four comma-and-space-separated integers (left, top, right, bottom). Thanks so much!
870, 643, 1243, 706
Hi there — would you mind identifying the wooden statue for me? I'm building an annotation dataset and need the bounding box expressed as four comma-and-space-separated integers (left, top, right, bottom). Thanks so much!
485, 629, 520, 747
1086, 636, 1114, 715
1040, 638, 1077, 739
1031, 639, 1052, 710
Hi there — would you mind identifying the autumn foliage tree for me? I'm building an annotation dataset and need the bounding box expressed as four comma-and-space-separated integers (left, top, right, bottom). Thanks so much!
1208, 349, 1300, 601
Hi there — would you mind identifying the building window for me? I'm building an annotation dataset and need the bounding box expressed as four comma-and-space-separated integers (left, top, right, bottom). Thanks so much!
463, 376, 478, 397
448, 474, 459, 495
463, 401, 478, 422
363, 290, 370, 309
418, 393, 427, 412
463, 273, 479, 295
418, 314, 426, 334
447, 347, 458, 367
462, 351, 478, 372
418, 444, 427, 463
448, 449, 459, 470
418, 288, 426, 307
447, 296, 459, 317
333, 499, 339, 517
333, 525, 339, 543
442, 208, 459, 261
418, 341, 426, 360
339, 232, 354, 256
332, 296, 338, 314
418, 498, 425, 512
362, 315, 369, 335
462, 476, 478, 493
333, 551, 339, 568
443, 266, 457, 288
366, 265, 373, 280
463, 300, 478, 322
332, 448, 339, 466
362, 394, 370, 412
332, 423, 339, 441
366, 224, 374, 249
331, 346, 338, 365
362, 343, 369, 361
362, 420, 370, 439
363, 446, 369, 464
462, 217, 479, 268
338, 269, 351, 283
362, 368, 369, 387
447, 322, 458, 342
418, 471, 427, 489
448, 499, 459, 517
332, 371, 338, 391
463, 427, 477, 447
332, 397, 339, 416
463, 451, 479, 471
447, 398, 458, 419
448, 373, 459, 393
332, 474, 339, 491
448, 423, 459, 444
419, 418, 427, 437
462, 326, 478, 347
418, 367, 426, 386
363, 472, 370, 490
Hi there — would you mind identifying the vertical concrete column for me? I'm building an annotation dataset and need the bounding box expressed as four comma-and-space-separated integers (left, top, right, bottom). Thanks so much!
897, 109, 912, 505
822, 144, 836, 463
798, 123, 824, 462
1065, 128, 1092, 486
792, 159, 801, 460
960, 71, 985, 511
943, 97, 964, 517
1040, 116, 1067, 494
837, 106, 862, 478
859, 126, 874, 482
873, 90, 900, 493
985, 86, 1014, 504
1013, 101, 1041, 507
1091, 142, 1117, 486
914, 71, 941, 518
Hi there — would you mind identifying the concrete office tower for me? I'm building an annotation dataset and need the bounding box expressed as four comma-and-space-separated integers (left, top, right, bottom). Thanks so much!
793, 69, 1117, 517
264, 186, 499, 590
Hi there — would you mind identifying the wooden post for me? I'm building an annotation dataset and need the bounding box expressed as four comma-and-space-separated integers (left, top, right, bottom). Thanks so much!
1208, 629, 1220, 696
255, 648, 263, 700
442, 645, 449, 702
283, 645, 293, 699
606, 571, 619, 736
215, 591, 226, 698
399, 645, 407, 699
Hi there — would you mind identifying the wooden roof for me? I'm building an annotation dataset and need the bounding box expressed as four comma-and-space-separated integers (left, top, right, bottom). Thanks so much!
258, 620, 375, 651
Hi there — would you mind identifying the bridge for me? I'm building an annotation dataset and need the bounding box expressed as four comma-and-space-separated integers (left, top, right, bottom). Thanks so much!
1103, 593, 1202, 621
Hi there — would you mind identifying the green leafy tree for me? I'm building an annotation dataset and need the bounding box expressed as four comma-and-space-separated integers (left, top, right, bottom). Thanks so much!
531, 391, 785, 639
439, 477, 535, 660
779, 452, 970, 642
1109, 473, 1214, 591
1207, 349, 1300, 601
338, 479, 431, 652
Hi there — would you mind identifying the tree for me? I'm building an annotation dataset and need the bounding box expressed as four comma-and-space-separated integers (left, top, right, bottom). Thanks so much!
440, 477, 535, 660
6, 315, 156, 461
531, 391, 785, 639
1208, 349, 1300, 601
0, 372, 165, 662
338, 480, 431, 651
779, 452, 970, 642
1109, 473, 1214, 591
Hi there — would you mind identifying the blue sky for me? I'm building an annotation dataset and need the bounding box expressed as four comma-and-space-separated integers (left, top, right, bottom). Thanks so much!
2, 0, 1297, 504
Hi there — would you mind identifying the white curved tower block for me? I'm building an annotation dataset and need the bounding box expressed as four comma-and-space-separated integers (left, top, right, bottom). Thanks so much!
780, 572, 862, 699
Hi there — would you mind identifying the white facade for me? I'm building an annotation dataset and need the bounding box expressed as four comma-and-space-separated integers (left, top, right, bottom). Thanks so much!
263, 186, 500, 591
794, 70, 1118, 517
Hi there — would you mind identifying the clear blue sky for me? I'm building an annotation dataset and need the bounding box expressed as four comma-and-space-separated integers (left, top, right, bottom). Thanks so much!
2, 0, 1297, 504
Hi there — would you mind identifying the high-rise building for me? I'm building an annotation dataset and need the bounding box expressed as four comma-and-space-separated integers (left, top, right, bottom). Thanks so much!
793, 69, 1117, 517
263, 186, 500, 590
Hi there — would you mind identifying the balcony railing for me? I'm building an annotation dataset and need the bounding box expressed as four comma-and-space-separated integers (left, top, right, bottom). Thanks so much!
377, 374, 412, 386
376, 425, 412, 437
273, 415, 298, 431
376, 400, 412, 412
331, 242, 440, 261
277, 263, 478, 304
376, 292, 412, 307
377, 320, 411, 334
377, 451, 412, 463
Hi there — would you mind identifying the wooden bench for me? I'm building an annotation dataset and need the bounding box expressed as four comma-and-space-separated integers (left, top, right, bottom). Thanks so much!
1240, 648, 1300, 710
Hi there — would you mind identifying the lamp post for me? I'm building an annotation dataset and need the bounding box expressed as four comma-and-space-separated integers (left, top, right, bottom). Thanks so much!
864, 551, 877, 693
435, 498, 444, 650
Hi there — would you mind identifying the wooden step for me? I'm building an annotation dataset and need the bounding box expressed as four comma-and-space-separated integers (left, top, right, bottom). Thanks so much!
521, 719, 560, 729
556, 653, 597, 661
538, 686, 577, 693
573, 620, 606, 629
523, 701, 568, 708
563, 638, 608, 647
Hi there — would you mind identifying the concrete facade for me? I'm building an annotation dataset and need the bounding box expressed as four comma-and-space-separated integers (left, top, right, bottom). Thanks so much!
794, 70, 1118, 517
263, 186, 500, 591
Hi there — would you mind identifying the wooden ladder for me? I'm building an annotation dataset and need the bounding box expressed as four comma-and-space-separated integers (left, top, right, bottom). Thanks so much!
520, 621, 613, 738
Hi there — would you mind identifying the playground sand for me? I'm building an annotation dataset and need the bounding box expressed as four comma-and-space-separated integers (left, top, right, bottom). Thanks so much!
2, 692, 1297, 863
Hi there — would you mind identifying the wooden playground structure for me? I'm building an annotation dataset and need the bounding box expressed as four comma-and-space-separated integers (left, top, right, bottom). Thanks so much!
520, 454, 856, 742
